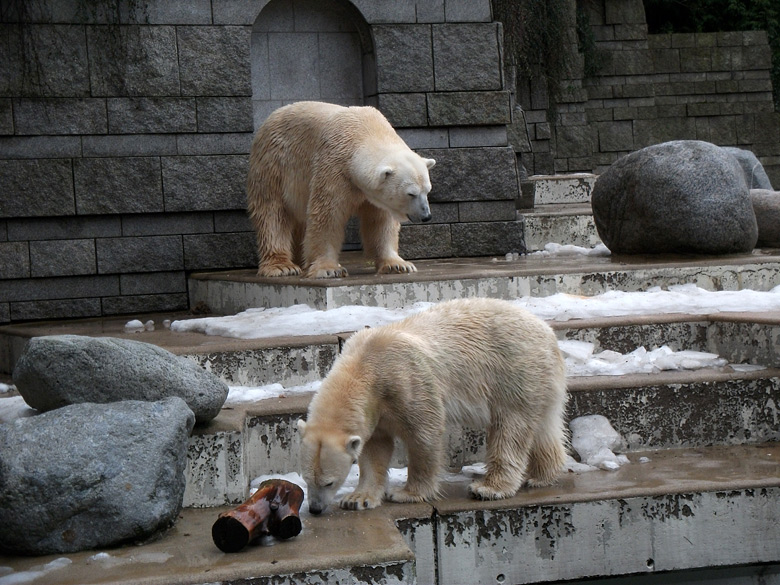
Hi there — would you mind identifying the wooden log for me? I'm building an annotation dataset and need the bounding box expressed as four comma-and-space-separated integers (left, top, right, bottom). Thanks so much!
212, 479, 304, 553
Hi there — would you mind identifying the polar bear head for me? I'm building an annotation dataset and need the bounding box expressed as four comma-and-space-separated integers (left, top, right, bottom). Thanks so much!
296, 419, 362, 515
352, 148, 435, 224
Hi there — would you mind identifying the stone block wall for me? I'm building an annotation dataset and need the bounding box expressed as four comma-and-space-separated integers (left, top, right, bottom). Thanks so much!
510, 0, 780, 186
0, 0, 522, 323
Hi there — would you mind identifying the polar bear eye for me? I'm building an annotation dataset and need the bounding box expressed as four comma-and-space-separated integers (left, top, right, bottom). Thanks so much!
407, 192, 417, 198
323, 481, 334, 488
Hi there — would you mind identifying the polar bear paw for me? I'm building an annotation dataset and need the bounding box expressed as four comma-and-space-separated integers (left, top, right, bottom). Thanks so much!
386, 487, 429, 504
377, 259, 417, 274
258, 263, 302, 277
339, 491, 383, 510
307, 263, 348, 279
468, 480, 516, 501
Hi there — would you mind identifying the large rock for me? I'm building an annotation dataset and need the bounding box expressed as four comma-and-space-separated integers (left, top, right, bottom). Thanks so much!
0, 398, 195, 555
13, 335, 228, 423
591, 140, 758, 254
722, 147, 773, 190
751, 189, 780, 247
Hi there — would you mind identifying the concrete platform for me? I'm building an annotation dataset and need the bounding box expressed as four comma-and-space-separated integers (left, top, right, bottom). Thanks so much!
186, 249, 780, 315
1, 443, 777, 585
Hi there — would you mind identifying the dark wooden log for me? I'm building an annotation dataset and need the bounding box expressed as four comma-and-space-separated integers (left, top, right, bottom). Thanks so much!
212, 479, 304, 553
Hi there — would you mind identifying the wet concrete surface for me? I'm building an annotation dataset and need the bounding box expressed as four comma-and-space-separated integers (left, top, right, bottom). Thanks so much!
190, 249, 780, 287
0, 443, 777, 585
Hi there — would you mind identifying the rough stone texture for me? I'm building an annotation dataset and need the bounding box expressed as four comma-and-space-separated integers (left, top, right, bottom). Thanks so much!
107, 97, 197, 134
0, 159, 75, 217
0, 242, 29, 279
87, 26, 180, 96
0, 398, 194, 555
427, 91, 510, 126
161, 155, 248, 211
96, 235, 183, 273
176, 26, 252, 96
29, 239, 96, 277
373, 25, 434, 93
13, 335, 228, 423
591, 140, 759, 254
432, 24, 502, 91
74, 157, 163, 214
722, 147, 774, 190
751, 189, 780, 247
420, 147, 519, 203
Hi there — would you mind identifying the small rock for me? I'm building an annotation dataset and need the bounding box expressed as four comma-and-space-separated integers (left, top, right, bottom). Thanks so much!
751, 189, 780, 247
722, 147, 773, 190
13, 335, 228, 423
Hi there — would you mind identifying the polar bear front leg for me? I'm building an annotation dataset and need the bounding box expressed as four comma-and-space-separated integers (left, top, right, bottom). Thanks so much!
357, 203, 417, 275
386, 437, 442, 503
340, 430, 394, 511
303, 201, 350, 279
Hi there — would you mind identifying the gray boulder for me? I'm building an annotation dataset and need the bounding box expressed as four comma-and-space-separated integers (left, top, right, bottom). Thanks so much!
0, 398, 195, 555
13, 335, 228, 423
722, 147, 773, 190
751, 189, 780, 247
591, 140, 758, 254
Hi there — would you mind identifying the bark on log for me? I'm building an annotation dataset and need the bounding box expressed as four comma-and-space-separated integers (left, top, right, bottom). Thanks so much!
212, 479, 304, 553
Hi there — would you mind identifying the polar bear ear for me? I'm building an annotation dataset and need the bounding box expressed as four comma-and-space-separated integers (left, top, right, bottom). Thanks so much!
345, 435, 362, 459
377, 165, 395, 182
424, 158, 436, 169
297, 419, 307, 435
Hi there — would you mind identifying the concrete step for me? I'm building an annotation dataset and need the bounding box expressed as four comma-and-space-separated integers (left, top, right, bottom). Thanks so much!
520, 173, 597, 206
182, 364, 780, 508
1, 443, 777, 585
185, 250, 780, 315
519, 203, 601, 251
3, 310, 779, 507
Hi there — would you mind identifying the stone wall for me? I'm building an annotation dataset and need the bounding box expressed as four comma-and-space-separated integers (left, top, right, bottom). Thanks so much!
0, 0, 521, 323
510, 0, 780, 186
2, 0, 778, 324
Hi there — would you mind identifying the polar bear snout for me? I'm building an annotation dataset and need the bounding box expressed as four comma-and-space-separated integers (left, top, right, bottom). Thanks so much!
407, 195, 432, 223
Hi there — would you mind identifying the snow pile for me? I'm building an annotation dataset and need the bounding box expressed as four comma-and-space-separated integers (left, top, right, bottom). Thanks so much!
170, 303, 432, 340
168, 284, 780, 340
559, 340, 730, 376
530, 242, 611, 258
568, 414, 630, 471
0, 558, 71, 585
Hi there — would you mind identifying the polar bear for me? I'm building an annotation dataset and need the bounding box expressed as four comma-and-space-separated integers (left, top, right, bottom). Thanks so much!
247, 101, 435, 279
297, 298, 568, 514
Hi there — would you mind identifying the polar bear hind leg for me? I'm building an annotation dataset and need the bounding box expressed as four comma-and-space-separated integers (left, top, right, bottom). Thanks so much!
469, 410, 534, 500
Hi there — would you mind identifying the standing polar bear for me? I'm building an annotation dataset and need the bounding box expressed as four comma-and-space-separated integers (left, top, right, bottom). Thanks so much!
247, 101, 435, 279
297, 298, 568, 514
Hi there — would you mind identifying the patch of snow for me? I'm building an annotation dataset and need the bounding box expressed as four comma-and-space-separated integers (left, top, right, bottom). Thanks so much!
0, 396, 35, 424
530, 242, 611, 257
569, 414, 629, 471
124, 319, 145, 333
0, 558, 72, 585
170, 284, 780, 341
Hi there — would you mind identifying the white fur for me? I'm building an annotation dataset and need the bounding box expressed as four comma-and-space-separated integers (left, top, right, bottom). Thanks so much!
297, 298, 569, 513
247, 101, 435, 279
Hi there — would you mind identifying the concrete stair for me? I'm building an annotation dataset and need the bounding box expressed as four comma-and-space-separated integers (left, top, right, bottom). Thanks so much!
1, 174, 779, 584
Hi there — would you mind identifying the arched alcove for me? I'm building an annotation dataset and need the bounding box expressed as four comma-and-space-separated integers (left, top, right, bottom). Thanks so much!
250, 0, 376, 129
